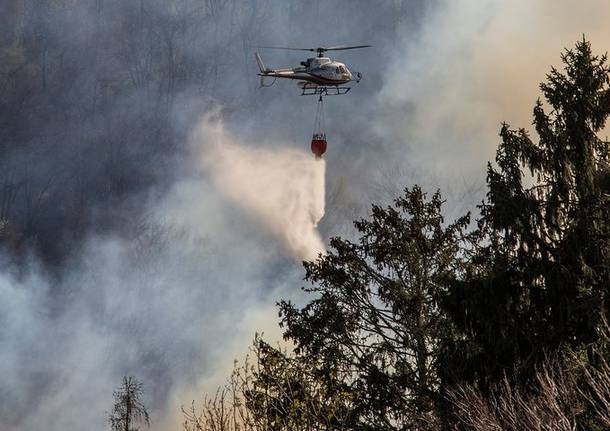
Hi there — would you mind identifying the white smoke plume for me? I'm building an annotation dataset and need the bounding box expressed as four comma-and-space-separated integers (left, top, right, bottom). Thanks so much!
0, 112, 326, 431
379, 0, 610, 183
193, 114, 326, 262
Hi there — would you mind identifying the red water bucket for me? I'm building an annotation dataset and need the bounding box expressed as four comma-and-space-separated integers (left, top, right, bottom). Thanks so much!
311, 133, 327, 158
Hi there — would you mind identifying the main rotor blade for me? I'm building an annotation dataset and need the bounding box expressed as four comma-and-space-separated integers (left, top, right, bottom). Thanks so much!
323, 45, 372, 51
254, 46, 314, 52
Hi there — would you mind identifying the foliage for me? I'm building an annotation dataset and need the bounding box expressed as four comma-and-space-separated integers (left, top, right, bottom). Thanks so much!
183, 337, 351, 431
192, 38, 610, 431
442, 37, 610, 388
279, 186, 470, 430
245, 337, 354, 431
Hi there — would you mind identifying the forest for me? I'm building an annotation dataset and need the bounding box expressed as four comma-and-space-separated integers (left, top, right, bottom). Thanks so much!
176, 39, 610, 431
2, 1, 610, 430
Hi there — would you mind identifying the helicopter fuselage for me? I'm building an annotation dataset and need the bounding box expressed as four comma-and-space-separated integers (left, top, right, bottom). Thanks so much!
257, 56, 357, 86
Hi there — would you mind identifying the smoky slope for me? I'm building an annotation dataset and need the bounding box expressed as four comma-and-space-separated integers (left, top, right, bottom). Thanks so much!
0, 116, 328, 431
0, 0, 426, 266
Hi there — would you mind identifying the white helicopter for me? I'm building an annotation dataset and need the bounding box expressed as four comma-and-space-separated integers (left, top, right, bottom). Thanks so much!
255, 45, 371, 95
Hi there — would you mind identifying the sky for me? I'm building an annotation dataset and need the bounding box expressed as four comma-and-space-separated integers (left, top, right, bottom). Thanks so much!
2, 1, 610, 430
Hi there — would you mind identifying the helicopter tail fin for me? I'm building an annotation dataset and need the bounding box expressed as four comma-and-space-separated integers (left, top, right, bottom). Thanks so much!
255, 52, 267, 73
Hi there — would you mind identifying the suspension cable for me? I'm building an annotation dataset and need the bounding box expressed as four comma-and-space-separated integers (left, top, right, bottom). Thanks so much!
313, 95, 325, 136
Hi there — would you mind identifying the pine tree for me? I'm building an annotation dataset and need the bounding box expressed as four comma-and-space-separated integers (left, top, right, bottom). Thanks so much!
442, 38, 610, 387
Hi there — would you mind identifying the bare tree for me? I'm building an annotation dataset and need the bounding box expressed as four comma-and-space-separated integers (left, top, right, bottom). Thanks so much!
109, 376, 150, 431
182, 359, 258, 431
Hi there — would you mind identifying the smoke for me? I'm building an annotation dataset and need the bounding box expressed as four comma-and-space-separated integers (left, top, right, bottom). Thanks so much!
193, 114, 326, 261
0, 112, 327, 431
3, 1, 610, 430
379, 0, 610, 183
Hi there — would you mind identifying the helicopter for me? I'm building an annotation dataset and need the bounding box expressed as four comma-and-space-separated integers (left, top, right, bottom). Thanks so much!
255, 45, 371, 96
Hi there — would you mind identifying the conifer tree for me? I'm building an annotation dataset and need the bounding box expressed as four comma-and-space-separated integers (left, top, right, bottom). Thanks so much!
443, 38, 610, 386
279, 186, 469, 430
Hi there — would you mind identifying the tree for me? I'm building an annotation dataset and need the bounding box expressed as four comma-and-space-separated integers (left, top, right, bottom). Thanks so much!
186, 38, 610, 431
442, 38, 610, 388
109, 376, 150, 431
279, 186, 470, 430
244, 337, 353, 431
183, 336, 352, 431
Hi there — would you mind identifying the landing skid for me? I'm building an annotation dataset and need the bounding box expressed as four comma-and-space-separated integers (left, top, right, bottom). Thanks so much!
300, 86, 351, 96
